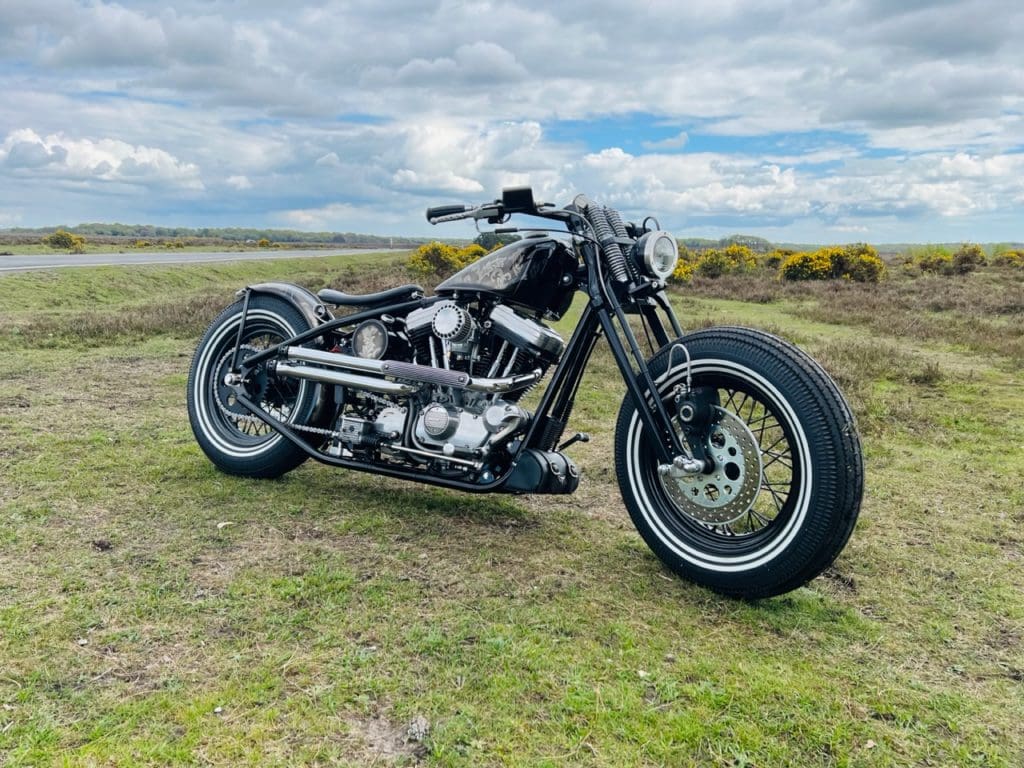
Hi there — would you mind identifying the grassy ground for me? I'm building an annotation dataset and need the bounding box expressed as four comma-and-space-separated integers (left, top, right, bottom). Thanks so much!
1, 256, 1022, 766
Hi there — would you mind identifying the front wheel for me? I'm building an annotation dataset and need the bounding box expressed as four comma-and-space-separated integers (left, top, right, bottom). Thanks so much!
614, 327, 863, 598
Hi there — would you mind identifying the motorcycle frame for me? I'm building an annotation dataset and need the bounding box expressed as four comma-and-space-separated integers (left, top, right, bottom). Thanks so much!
230, 224, 690, 493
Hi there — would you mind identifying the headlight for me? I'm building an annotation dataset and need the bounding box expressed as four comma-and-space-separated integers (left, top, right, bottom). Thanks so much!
638, 231, 678, 280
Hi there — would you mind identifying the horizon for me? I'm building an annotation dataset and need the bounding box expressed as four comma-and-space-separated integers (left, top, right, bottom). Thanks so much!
5, 220, 1022, 250
1, 2, 1022, 242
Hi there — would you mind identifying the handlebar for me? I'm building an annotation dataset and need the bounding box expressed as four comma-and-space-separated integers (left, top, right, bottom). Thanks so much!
426, 186, 540, 225
425, 204, 474, 221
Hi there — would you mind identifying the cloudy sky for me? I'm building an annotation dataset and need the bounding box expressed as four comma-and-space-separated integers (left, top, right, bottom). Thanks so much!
1, 1, 1022, 242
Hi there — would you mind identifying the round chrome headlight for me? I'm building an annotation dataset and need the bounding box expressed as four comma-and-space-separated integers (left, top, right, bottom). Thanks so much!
638, 231, 679, 280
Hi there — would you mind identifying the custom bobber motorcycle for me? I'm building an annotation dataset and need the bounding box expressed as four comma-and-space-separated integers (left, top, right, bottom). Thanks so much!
187, 187, 863, 598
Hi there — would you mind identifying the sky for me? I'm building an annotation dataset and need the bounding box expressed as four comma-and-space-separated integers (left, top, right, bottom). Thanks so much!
1, 1, 1022, 243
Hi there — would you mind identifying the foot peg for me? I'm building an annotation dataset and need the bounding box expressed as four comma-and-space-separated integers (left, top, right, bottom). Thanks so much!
558, 432, 590, 451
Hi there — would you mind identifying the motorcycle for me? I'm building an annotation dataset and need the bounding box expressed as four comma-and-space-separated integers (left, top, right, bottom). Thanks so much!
187, 187, 863, 598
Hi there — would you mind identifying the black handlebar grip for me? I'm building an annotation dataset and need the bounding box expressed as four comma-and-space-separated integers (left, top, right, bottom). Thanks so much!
426, 204, 471, 221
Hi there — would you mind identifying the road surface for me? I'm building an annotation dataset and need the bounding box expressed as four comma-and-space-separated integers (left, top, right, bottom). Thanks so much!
0, 248, 406, 274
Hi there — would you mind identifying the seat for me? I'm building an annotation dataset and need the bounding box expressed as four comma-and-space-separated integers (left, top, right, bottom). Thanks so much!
317, 284, 424, 307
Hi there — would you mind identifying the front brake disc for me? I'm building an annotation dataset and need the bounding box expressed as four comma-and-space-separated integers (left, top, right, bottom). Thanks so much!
659, 407, 764, 525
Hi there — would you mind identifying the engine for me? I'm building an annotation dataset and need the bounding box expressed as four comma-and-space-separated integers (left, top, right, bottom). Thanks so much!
329, 301, 564, 472
402, 301, 563, 394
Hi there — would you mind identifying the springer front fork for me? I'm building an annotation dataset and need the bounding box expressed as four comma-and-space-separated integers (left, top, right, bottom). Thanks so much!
594, 287, 717, 476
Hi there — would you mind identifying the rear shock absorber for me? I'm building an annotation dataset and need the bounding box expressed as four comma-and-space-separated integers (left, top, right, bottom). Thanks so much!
585, 202, 630, 283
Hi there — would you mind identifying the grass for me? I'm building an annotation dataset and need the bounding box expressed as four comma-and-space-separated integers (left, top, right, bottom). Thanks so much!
1, 257, 1022, 766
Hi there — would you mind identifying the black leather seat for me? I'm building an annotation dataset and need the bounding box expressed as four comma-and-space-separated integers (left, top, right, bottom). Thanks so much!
317, 284, 424, 307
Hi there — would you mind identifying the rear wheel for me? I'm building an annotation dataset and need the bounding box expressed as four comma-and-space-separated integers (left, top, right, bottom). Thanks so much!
187, 295, 320, 478
614, 327, 863, 598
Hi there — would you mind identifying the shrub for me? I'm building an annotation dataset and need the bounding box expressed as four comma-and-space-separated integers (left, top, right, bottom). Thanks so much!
43, 230, 86, 253
763, 249, 794, 269
692, 244, 757, 279
43, 230, 78, 250
695, 250, 732, 278
992, 249, 1024, 268
258, 238, 271, 248
835, 244, 886, 283
910, 245, 953, 274
721, 244, 757, 271
780, 250, 833, 281
672, 257, 696, 283
408, 242, 487, 279
455, 244, 487, 267
779, 244, 884, 283
951, 243, 985, 274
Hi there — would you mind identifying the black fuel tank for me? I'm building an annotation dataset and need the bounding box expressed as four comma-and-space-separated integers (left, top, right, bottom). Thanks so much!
436, 236, 577, 318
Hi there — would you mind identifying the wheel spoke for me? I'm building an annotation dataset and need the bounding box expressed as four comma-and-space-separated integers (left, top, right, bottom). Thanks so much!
761, 478, 788, 512
762, 449, 793, 470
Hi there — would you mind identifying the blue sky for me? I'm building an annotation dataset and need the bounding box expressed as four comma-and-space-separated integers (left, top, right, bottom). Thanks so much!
1, 1, 1023, 243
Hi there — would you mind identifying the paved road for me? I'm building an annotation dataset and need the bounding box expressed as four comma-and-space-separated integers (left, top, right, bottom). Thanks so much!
0, 248, 406, 273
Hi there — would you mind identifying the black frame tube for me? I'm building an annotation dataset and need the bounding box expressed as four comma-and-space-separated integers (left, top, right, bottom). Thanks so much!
229, 287, 252, 372
240, 296, 441, 369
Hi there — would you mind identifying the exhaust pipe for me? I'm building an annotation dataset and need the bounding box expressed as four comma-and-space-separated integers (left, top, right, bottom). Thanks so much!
273, 361, 419, 396
284, 347, 542, 393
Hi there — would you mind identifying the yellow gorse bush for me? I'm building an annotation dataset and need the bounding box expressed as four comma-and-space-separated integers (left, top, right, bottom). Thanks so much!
780, 244, 885, 283
408, 241, 490, 279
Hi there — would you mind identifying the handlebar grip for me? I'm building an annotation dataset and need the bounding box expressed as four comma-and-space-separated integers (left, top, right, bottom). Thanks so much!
426, 204, 472, 222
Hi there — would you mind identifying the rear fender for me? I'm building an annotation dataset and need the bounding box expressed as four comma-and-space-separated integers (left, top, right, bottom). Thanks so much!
237, 282, 333, 328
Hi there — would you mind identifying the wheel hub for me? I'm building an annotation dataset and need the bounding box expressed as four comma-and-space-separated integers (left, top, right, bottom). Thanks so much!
659, 407, 763, 525
215, 345, 268, 418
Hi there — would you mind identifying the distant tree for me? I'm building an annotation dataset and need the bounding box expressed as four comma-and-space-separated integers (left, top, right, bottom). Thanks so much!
720, 234, 773, 253
474, 231, 520, 251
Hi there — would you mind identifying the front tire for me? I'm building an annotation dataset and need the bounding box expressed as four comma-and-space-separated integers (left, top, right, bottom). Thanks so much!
614, 327, 863, 598
187, 295, 320, 478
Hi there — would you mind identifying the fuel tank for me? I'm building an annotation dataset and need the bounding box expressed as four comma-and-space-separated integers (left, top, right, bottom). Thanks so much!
436, 235, 577, 318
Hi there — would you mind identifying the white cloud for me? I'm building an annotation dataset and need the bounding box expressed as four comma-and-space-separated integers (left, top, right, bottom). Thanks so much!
0, 128, 203, 189
0, 0, 1021, 240
642, 132, 689, 151
44, 2, 167, 67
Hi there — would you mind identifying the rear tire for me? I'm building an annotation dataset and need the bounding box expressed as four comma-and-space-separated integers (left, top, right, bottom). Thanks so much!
614, 327, 863, 598
187, 295, 320, 478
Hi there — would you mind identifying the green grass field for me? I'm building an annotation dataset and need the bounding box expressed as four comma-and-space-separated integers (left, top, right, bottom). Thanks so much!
1, 254, 1022, 766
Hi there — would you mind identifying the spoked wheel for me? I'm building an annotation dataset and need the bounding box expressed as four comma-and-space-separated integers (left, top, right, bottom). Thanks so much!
187, 295, 320, 478
615, 327, 863, 598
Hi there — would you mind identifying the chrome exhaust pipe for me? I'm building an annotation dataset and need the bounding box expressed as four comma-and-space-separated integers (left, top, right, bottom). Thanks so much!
286, 346, 384, 374
274, 361, 419, 396
284, 347, 542, 393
